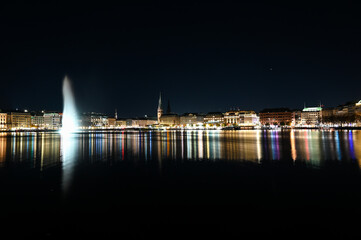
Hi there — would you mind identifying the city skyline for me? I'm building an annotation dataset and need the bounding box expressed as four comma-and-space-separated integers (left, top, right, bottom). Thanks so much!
0, 88, 359, 119
1, 92, 360, 130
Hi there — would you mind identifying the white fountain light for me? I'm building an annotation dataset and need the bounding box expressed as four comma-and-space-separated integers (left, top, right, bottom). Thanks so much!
61, 76, 78, 135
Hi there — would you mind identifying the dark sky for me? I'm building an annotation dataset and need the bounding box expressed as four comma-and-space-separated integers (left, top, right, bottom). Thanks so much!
1, 1, 361, 117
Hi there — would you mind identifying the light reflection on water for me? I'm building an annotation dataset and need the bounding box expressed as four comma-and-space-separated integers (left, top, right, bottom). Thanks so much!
61, 133, 78, 194
0, 130, 360, 170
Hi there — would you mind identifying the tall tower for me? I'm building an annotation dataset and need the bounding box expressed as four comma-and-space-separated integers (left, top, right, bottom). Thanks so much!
115, 108, 118, 120
157, 92, 163, 123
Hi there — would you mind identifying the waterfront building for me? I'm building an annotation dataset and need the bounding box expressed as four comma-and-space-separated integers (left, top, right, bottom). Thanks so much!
224, 110, 242, 125
129, 117, 157, 127
157, 92, 163, 123
108, 117, 116, 127
204, 112, 224, 126
159, 100, 180, 126
259, 108, 293, 126
325, 100, 361, 126
334, 100, 360, 117
356, 100, 361, 116
321, 108, 336, 118
31, 112, 45, 128
180, 113, 204, 127
125, 119, 133, 127
336, 104, 353, 116
224, 110, 258, 126
242, 111, 259, 126
160, 114, 180, 126
292, 110, 302, 126
0, 112, 7, 129
81, 112, 109, 128
335, 106, 348, 116
115, 119, 127, 127
301, 106, 322, 126
7, 111, 31, 129
356, 100, 361, 126
320, 108, 336, 124
44, 112, 61, 129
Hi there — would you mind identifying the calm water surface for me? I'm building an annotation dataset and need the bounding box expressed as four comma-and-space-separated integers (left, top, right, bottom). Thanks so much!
1, 129, 361, 169
1, 129, 361, 237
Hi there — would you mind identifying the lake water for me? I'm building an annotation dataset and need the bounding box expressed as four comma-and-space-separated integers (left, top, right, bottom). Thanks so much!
1, 129, 360, 169
1, 129, 361, 238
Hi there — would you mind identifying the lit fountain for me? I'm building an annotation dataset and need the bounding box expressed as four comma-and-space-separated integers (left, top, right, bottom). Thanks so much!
61, 76, 78, 134
60, 76, 78, 195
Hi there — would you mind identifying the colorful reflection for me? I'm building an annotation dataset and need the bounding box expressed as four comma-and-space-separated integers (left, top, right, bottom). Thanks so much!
0, 130, 360, 170
353, 130, 361, 168
0, 132, 61, 169
290, 131, 297, 161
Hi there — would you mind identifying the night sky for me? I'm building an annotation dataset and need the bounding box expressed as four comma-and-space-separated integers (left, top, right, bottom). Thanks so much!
1, 1, 361, 117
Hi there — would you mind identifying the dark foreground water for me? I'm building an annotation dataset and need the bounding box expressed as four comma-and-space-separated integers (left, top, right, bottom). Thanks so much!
1, 130, 361, 238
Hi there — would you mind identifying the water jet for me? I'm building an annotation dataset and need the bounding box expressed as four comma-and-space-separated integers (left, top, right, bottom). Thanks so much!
61, 76, 78, 134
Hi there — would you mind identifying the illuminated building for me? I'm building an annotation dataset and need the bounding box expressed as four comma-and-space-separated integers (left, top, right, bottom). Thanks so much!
157, 92, 163, 123
31, 112, 44, 128
301, 106, 322, 126
160, 114, 180, 126
328, 100, 361, 126
115, 119, 127, 127
108, 117, 116, 127
321, 108, 336, 118
224, 110, 242, 125
242, 111, 259, 126
159, 100, 180, 126
356, 100, 361, 116
292, 110, 302, 126
259, 108, 293, 125
333, 100, 361, 117
128, 117, 157, 127
180, 113, 204, 126
224, 110, 258, 126
0, 112, 7, 129
7, 111, 31, 129
81, 112, 109, 128
320, 108, 337, 124
204, 112, 224, 125
44, 112, 62, 129
336, 103, 355, 116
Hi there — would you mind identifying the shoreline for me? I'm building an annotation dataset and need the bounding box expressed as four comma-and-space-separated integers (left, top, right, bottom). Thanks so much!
1, 126, 361, 133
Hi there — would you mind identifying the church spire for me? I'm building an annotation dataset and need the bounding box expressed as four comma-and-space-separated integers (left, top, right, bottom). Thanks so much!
157, 92, 163, 123
158, 92, 162, 110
